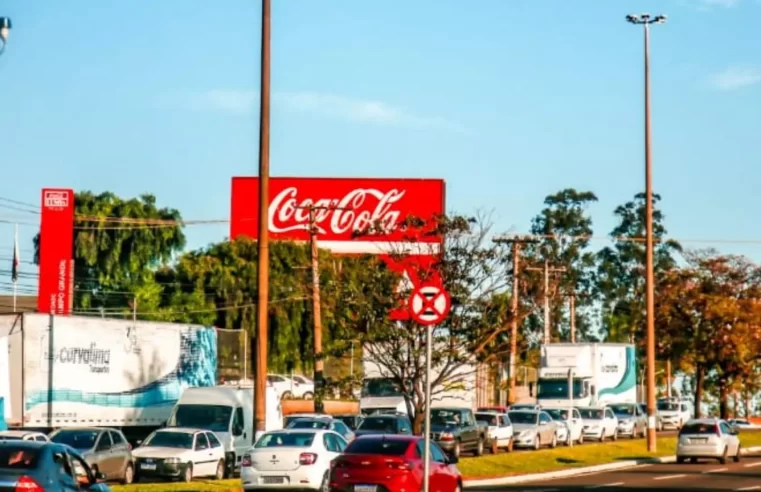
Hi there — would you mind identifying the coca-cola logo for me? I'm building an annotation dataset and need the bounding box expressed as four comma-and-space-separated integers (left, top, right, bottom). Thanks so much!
268, 187, 406, 236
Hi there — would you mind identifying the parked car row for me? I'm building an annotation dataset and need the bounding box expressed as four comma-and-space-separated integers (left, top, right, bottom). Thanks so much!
267, 373, 316, 400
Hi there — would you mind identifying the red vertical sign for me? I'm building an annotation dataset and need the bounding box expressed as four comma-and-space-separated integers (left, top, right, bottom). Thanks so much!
37, 188, 74, 315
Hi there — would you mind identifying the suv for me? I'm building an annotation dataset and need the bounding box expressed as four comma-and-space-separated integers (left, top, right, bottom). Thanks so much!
429, 407, 490, 458
475, 411, 514, 452
676, 418, 741, 464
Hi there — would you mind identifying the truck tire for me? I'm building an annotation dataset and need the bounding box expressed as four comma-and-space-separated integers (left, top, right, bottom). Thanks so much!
506, 437, 514, 453
475, 437, 484, 456
490, 439, 499, 454
453, 440, 461, 459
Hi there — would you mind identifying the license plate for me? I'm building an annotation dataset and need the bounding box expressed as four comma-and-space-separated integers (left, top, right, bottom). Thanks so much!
354, 485, 377, 492
140, 463, 156, 470
262, 477, 285, 484
692, 438, 707, 443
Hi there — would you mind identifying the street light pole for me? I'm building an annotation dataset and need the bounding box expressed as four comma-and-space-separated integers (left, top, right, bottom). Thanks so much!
627, 12, 666, 454
0, 17, 12, 56
253, 0, 272, 443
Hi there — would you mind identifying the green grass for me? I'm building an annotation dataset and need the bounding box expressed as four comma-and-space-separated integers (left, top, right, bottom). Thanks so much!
109, 430, 761, 489
458, 430, 761, 479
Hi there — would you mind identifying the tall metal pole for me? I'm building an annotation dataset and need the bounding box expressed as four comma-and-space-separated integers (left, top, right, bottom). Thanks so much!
543, 260, 550, 344
569, 293, 576, 343
509, 242, 520, 404
423, 324, 433, 492
254, 0, 272, 441
627, 12, 666, 454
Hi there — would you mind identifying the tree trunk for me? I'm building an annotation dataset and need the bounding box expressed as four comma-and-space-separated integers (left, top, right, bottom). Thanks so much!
745, 388, 752, 418
719, 380, 729, 420
694, 364, 705, 418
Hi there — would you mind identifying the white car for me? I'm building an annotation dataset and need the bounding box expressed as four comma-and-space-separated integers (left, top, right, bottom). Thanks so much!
475, 411, 514, 452
132, 427, 226, 482
268, 374, 297, 399
728, 418, 761, 429
657, 399, 692, 430
677, 419, 741, 464
290, 375, 315, 400
0, 430, 48, 442
241, 428, 348, 491
544, 407, 584, 445
578, 406, 619, 441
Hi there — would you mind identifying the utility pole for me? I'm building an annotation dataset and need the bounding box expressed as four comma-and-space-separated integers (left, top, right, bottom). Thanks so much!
297, 204, 349, 413
525, 260, 566, 345
627, 12, 666, 454
569, 292, 576, 343
253, 0, 272, 442
492, 236, 538, 405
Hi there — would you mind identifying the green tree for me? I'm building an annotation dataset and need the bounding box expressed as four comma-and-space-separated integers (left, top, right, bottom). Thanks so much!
524, 188, 599, 342
33, 191, 187, 315
595, 192, 681, 345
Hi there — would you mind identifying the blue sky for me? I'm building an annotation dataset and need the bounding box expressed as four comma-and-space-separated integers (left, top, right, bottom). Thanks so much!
1, 0, 760, 296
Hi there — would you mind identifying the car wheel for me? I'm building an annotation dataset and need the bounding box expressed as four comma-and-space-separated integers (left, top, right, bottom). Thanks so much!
281, 391, 293, 400
453, 440, 461, 459
489, 439, 499, 454
506, 437, 514, 453
475, 437, 484, 456
183, 463, 193, 482
600, 430, 606, 442
320, 471, 330, 492
676, 456, 685, 464
121, 463, 134, 485
303, 392, 314, 400
719, 447, 728, 465
215, 460, 225, 480
611, 430, 618, 441
734, 445, 741, 463
550, 433, 557, 448
454, 481, 462, 492
534, 435, 541, 450
578, 433, 584, 445
565, 433, 571, 446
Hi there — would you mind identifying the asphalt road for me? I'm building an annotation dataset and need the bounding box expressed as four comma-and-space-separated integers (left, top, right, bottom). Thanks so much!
472, 451, 761, 491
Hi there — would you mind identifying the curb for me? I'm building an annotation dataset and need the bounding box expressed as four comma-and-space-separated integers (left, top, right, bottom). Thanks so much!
462, 445, 761, 488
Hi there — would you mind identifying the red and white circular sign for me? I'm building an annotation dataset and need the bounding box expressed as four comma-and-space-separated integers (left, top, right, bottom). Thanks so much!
409, 283, 452, 326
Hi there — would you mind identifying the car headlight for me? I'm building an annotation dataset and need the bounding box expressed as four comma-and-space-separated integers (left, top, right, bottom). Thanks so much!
589, 425, 600, 431
164, 457, 181, 464
519, 430, 533, 439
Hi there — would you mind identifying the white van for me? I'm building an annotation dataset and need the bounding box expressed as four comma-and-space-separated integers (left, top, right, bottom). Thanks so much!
166, 384, 282, 477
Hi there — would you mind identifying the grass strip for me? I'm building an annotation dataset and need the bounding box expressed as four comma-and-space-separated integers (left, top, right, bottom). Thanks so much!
111, 479, 242, 492
458, 429, 761, 479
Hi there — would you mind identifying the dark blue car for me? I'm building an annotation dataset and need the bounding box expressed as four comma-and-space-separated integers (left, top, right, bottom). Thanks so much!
0, 440, 110, 491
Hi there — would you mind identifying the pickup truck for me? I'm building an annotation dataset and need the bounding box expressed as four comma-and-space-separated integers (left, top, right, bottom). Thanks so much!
475, 410, 514, 453
429, 407, 491, 458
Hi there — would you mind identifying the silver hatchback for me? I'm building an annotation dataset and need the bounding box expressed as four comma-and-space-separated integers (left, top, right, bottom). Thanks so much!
676, 418, 741, 464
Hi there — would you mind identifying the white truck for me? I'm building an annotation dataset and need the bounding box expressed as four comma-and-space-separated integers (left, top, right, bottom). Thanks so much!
166, 384, 283, 477
536, 343, 637, 408
0, 313, 218, 443
359, 350, 477, 415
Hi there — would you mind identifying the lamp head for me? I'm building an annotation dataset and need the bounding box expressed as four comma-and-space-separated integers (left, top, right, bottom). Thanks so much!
0, 17, 11, 42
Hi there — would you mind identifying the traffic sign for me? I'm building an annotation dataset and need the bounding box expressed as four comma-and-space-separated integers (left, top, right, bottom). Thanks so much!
409, 283, 452, 326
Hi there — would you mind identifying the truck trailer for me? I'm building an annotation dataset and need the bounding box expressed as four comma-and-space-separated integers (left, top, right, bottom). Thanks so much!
0, 313, 217, 441
536, 343, 637, 408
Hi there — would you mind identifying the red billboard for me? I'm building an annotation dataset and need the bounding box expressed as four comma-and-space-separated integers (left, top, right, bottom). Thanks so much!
230, 177, 446, 319
37, 188, 74, 315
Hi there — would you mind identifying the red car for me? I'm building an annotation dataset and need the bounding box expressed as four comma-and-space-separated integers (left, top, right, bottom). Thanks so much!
329, 435, 462, 492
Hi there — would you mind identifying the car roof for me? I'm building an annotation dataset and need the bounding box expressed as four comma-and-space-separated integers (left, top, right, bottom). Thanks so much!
291, 416, 333, 422
352, 434, 418, 442
0, 439, 48, 449
155, 427, 206, 434
684, 418, 721, 425
52, 427, 117, 433
264, 428, 333, 435
508, 410, 539, 415
0, 430, 39, 437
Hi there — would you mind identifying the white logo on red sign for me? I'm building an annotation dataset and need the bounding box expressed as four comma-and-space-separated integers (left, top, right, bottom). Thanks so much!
43, 190, 70, 210
268, 187, 406, 236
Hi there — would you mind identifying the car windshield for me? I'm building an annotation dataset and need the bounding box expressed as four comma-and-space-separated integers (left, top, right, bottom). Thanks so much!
544, 409, 569, 420
168, 404, 232, 433
610, 405, 636, 416
0, 447, 40, 469
578, 409, 604, 420
361, 378, 408, 398
293, 376, 312, 384
508, 412, 537, 425
255, 432, 315, 448
657, 401, 679, 411
345, 438, 410, 455
536, 378, 585, 399
358, 417, 397, 432
680, 423, 718, 435
143, 431, 193, 449
288, 419, 330, 430
431, 409, 462, 426
335, 416, 360, 430
475, 413, 498, 425
50, 430, 98, 449
0, 436, 22, 441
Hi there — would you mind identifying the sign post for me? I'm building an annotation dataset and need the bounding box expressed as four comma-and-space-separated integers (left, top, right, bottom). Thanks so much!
568, 367, 574, 448
409, 283, 452, 492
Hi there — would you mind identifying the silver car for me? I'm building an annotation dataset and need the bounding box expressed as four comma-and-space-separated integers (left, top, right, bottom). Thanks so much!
610, 403, 647, 438
676, 418, 741, 464
508, 410, 558, 450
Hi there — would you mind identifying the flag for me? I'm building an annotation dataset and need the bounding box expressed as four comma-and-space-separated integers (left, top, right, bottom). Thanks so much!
11, 227, 19, 283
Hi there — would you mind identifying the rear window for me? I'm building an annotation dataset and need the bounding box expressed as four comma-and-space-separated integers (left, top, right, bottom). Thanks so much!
358, 417, 397, 432
680, 423, 718, 435
288, 419, 330, 430
0, 447, 40, 469
345, 438, 411, 455
255, 432, 315, 448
